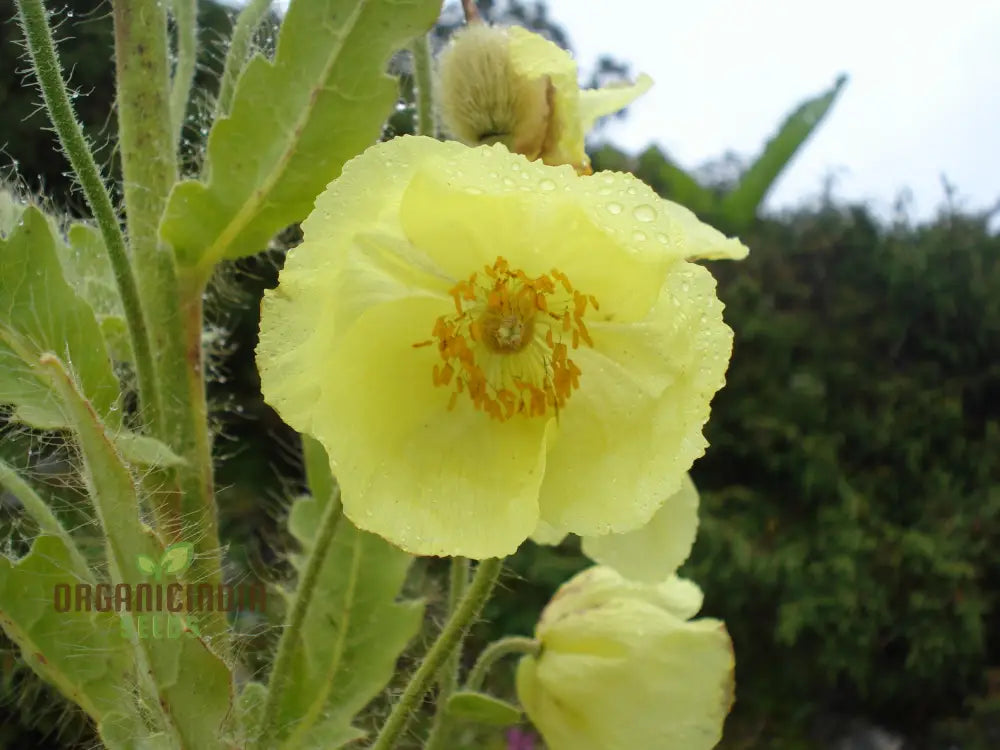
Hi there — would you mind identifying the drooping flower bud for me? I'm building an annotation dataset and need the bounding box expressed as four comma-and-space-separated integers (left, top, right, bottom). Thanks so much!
437, 24, 652, 173
516, 566, 735, 750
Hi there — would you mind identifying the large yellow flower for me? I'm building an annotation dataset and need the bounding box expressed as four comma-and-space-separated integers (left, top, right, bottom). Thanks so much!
516, 566, 735, 750
437, 23, 653, 173
256, 136, 746, 558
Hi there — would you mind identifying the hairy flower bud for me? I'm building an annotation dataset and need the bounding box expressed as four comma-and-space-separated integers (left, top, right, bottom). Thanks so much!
437, 24, 652, 173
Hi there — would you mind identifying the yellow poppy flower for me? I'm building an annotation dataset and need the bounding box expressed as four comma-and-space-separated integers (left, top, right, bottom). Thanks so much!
582, 472, 700, 583
256, 136, 746, 558
516, 566, 735, 750
437, 23, 653, 173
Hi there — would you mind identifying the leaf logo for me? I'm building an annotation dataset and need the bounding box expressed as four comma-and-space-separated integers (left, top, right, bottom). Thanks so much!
135, 543, 194, 582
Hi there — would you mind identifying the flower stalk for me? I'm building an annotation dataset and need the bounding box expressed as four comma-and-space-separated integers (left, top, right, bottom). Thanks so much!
14, 0, 159, 432
257, 481, 344, 748
371, 557, 503, 750
168, 0, 198, 150
423, 556, 470, 749
113, 0, 227, 642
465, 636, 539, 692
411, 33, 435, 137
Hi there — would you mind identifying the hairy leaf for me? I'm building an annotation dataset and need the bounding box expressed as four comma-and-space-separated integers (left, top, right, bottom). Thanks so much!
636, 146, 716, 217
0, 207, 121, 429
63, 223, 131, 361
447, 691, 523, 726
721, 74, 847, 226
39, 353, 234, 747
160, 0, 442, 273
98, 712, 174, 750
114, 431, 186, 468
0, 536, 132, 724
269, 472, 422, 747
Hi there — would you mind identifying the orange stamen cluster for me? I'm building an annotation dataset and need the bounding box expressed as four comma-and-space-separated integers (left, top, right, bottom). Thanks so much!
416, 256, 598, 421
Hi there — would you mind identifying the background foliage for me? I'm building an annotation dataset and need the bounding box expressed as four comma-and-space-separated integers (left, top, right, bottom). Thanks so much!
1, 1, 998, 748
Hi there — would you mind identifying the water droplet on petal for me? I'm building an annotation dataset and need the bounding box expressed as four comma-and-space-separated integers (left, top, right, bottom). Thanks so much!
656, 232, 669, 244
632, 230, 647, 241
539, 178, 556, 191
606, 202, 623, 215
632, 204, 656, 222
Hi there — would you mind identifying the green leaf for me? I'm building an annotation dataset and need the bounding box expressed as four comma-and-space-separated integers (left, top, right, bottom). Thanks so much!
446, 691, 523, 727
270, 484, 423, 748
136, 554, 159, 577
114, 431, 186, 468
160, 542, 195, 575
38, 353, 234, 747
63, 223, 131, 361
160, 0, 442, 273
636, 146, 716, 216
236, 681, 268, 741
721, 74, 848, 227
98, 712, 174, 750
0, 207, 121, 429
0, 536, 133, 724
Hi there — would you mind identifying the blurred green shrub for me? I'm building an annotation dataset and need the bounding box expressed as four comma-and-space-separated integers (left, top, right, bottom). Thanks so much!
685, 201, 1000, 742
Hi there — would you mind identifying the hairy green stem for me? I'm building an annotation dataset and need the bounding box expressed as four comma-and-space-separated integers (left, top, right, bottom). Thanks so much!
257, 482, 343, 748
464, 636, 539, 693
215, 0, 273, 120
14, 0, 160, 431
371, 557, 503, 750
169, 0, 198, 150
0, 458, 91, 579
423, 557, 470, 749
113, 0, 227, 644
411, 33, 435, 137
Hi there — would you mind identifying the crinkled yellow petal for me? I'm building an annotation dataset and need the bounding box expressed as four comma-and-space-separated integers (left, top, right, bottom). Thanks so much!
578, 73, 654, 131
517, 567, 734, 750
506, 26, 577, 85
537, 262, 732, 538
393, 137, 746, 265
537, 567, 704, 628
582, 473, 700, 583
400, 168, 670, 321
315, 296, 548, 558
506, 26, 586, 170
564, 168, 749, 262
530, 519, 567, 546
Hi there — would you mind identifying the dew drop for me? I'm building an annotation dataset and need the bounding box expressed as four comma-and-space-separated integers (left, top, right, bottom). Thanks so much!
502, 177, 516, 187
606, 202, 623, 215
632, 230, 647, 242
655, 232, 669, 244
539, 178, 556, 191
632, 204, 656, 222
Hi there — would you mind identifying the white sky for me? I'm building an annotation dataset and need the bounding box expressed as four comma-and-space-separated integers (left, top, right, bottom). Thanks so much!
542, 0, 1000, 224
